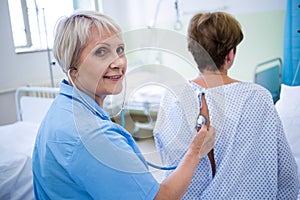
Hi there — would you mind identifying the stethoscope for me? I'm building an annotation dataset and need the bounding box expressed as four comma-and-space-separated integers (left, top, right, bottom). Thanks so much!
67, 69, 207, 170
145, 114, 207, 171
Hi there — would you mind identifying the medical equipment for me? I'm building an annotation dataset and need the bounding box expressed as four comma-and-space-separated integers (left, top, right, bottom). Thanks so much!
148, 0, 162, 28
174, 0, 183, 30
15, 86, 59, 122
68, 66, 206, 170
291, 59, 300, 86
148, 0, 182, 31
42, 7, 55, 88
196, 114, 207, 129
254, 57, 282, 103
147, 113, 207, 171
147, 161, 177, 170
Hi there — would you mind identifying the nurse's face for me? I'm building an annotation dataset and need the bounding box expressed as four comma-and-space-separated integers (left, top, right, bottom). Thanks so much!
73, 27, 127, 107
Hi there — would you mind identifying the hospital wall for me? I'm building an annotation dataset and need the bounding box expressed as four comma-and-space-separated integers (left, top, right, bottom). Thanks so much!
0, 0, 286, 125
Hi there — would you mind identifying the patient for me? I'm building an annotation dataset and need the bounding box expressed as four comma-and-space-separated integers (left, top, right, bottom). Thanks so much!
154, 11, 299, 199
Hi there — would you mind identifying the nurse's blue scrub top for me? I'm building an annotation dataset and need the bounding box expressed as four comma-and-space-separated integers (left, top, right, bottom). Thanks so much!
32, 80, 160, 199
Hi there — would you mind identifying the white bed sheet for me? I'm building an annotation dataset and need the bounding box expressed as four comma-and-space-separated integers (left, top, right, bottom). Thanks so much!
0, 121, 39, 200
0, 148, 34, 200
0, 121, 39, 157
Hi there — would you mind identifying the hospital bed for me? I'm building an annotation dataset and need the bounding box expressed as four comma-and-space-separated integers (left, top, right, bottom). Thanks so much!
105, 84, 165, 139
254, 57, 282, 103
0, 86, 59, 200
254, 58, 300, 197
125, 84, 164, 139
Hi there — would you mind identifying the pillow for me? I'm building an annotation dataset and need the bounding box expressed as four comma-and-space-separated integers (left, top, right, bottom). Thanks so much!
276, 83, 300, 107
275, 84, 300, 188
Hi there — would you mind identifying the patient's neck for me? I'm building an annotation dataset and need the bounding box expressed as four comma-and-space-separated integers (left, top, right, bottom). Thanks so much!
192, 70, 239, 88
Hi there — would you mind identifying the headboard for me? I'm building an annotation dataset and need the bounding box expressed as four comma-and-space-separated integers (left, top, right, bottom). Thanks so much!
15, 86, 59, 123
254, 58, 282, 103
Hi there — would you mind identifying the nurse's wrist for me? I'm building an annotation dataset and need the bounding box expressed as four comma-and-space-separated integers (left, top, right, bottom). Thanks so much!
184, 149, 201, 165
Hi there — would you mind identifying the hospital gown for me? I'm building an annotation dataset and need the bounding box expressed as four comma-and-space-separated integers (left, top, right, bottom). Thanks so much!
154, 81, 299, 199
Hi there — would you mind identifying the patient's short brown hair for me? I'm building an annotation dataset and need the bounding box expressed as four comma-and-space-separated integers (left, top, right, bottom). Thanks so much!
187, 12, 243, 71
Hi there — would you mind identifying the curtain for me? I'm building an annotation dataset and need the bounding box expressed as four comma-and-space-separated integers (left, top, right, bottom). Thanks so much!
283, 0, 300, 86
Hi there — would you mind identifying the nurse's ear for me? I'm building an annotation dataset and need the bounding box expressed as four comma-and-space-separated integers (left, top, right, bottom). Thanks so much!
69, 67, 79, 79
67, 67, 79, 87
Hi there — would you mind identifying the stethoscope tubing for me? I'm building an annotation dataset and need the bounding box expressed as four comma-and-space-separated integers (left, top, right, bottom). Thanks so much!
146, 161, 177, 170
67, 70, 192, 171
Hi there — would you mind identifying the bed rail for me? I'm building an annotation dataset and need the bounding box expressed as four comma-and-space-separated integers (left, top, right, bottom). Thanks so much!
254, 57, 282, 103
15, 86, 59, 122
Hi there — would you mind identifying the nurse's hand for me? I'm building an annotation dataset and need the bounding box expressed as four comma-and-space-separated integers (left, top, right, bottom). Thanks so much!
188, 125, 215, 159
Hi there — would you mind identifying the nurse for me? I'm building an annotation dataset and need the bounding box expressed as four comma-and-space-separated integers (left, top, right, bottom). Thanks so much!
32, 10, 215, 199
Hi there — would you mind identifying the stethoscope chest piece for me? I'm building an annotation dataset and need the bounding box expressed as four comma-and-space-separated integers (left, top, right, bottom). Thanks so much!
196, 114, 207, 129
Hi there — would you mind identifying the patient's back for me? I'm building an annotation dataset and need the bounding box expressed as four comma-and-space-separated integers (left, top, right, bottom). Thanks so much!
154, 81, 299, 199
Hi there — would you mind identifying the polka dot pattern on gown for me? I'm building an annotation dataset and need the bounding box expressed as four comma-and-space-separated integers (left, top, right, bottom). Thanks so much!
154, 81, 299, 199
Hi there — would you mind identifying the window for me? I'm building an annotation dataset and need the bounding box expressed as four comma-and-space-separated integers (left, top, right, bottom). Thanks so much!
8, 0, 101, 53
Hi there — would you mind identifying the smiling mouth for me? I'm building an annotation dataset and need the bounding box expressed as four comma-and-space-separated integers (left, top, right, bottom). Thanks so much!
103, 75, 122, 80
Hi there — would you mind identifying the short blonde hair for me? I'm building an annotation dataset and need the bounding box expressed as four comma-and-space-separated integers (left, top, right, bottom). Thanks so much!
187, 12, 243, 71
53, 10, 122, 73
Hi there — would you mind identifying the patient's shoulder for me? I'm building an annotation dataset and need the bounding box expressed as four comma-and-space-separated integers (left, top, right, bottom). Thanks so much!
238, 82, 272, 95
242, 82, 275, 109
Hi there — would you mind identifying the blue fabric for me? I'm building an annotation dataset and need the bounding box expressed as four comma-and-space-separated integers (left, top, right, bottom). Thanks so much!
154, 81, 299, 199
32, 79, 159, 200
283, 0, 300, 86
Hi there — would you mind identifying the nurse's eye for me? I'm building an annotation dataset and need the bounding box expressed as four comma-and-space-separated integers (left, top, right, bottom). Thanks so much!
95, 48, 107, 56
116, 46, 124, 56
